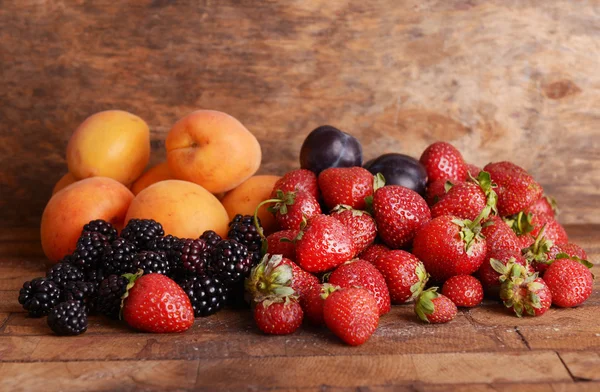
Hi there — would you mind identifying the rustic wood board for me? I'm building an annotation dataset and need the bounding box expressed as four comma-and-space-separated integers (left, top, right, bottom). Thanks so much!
1, 0, 600, 229
0, 225, 599, 390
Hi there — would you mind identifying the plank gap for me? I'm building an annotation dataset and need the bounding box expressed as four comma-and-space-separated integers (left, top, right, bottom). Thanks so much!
515, 326, 532, 350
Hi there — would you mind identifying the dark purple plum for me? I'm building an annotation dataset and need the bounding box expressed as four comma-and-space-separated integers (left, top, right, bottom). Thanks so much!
299, 125, 362, 175
364, 153, 427, 196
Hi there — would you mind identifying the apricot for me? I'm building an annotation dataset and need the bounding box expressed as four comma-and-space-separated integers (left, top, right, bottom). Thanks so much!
41, 177, 134, 263
67, 110, 151, 185
221, 175, 281, 235
131, 162, 173, 195
166, 110, 261, 193
52, 173, 78, 195
125, 180, 229, 238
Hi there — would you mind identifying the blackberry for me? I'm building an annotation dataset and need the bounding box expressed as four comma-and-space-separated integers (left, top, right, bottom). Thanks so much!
18, 278, 61, 317
133, 251, 170, 275
46, 263, 84, 289
200, 230, 222, 249
227, 214, 263, 265
102, 238, 137, 275
62, 280, 97, 306
85, 268, 106, 286
149, 235, 184, 267
82, 219, 118, 242
96, 274, 128, 319
47, 300, 88, 336
121, 219, 164, 250
179, 238, 210, 277
70, 231, 109, 272
208, 240, 252, 285
180, 275, 228, 317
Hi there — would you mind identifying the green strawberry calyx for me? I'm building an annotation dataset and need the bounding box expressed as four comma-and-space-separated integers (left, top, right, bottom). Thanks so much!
499, 264, 541, 317
319, 283, 340, 301
409, 263, 429, 301
365, 173, 386, 212
415, 287, 439, 323
521, 225, 553, 265
245, 254, 296, 303
503, 211, 535, 236
453, 204, 492, 255
119, 269, 144, 320
472, 171, 499, 216
254, 191, 297, 252
490, 257, 519, 284
331, 204, 371, 217
553, 252, 594, 269
545, 195, 559, 215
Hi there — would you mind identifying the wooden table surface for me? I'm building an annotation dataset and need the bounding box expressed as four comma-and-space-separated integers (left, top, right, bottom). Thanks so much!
0, 225, 599, 391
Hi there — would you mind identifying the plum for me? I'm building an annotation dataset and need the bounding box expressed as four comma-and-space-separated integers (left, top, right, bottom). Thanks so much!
300, 125, 362, 175
364, 153, 427, 196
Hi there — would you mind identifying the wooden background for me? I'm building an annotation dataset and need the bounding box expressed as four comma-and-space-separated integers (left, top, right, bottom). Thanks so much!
1, 0, 600, 231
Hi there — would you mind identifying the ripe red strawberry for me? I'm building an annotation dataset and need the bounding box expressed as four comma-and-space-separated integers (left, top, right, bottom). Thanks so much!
254, 297, 304, 335
330, 206, 377, 255
531, 218, 568, 245
522, 227, 563, 275
412, 215, 487, 282
371, 250, 428, 304
425, 179, 451, 206
481, 216, 521, 253
420, 142, 468, 183
245, 254, 318, 303
467, 163, 482, 179
549, 243, 588, 261
122, 273, 194, 333
271, 169, 319, 199
478, 249, 532, 296
328, 259, 391, 315
323, 287, 379, 346
302, 283, 338, 326
359, 243, 391, 264
500, 264, 552, 317
517, 234, 535, 249
544, 257, 593, 308
524, 196, 556, 220
484, 161, 543, 217
373, 185, 431, 249
266, 190, 321, 230
266, 229, 298, 260
318, 167, 374, 210
295, 214, 355, 273
414, 287, 457, 323
431, 171, 497, 221
441, 275, 483, 307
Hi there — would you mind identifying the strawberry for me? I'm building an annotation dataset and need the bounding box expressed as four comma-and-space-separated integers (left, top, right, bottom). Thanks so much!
245, 254, 318, 303
371, 250, 428, 304
254, 297, 304, 335
271, 169, 319, 199
328, 259, 391, 315
330, 206, 377, 256
323, 287, 379, 346
525, 196, 557, 220
483, 161, 543, 217
295, 214, 355, 273
544, 257, 593, 308
318, 167, 374, 210
425, 179, 451, 206
431, 171, 497, 221
414, 287, 457, 323
531, 218, 568, 245
122, 273, 194, 333
442, 275, 483, 307
373, 185, 431, 249
419, 142, 468, 183
266, 229, 298, 260
481, 216, 521, 253
521, 226, 560, 275
549, 243, 588, 261
467, 164, 482, 179
359, 243, 391, 264
262, 190, 321, 230
302, 283, 337, 326
499, 264, 552, 317
478, 248, 532, 296
412, 214, 488, 282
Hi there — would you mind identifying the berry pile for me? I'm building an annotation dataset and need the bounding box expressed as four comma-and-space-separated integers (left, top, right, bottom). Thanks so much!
245, 128, 593, 346
18, 215, 262, 335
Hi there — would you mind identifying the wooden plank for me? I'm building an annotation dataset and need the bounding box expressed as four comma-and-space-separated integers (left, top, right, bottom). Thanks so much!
192, 352, 570, 388
559, 352, 600, 381
0, 257, 47, 291
284, 383, 599, 392
1, 1, 600, 228
0, 292, 21, 313
0, 360, 198, 391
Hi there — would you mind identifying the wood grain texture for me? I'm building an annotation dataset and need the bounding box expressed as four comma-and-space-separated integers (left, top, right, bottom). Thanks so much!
1, 0, 600, 228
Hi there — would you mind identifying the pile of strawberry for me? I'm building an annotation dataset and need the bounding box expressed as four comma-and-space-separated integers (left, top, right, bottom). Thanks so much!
246, 141, 594, 346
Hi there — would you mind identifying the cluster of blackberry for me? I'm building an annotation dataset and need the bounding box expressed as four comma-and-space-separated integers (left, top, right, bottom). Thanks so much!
18, 215, 264, 335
